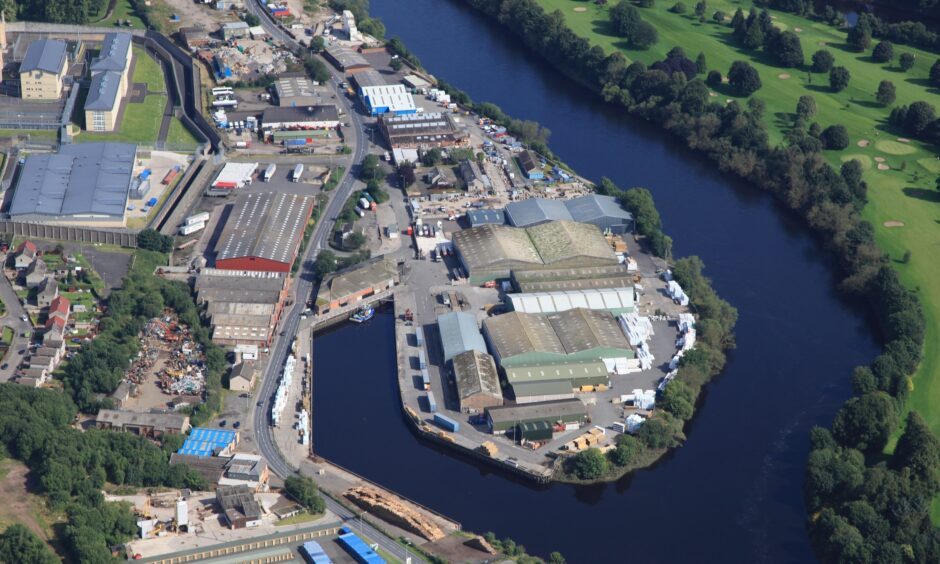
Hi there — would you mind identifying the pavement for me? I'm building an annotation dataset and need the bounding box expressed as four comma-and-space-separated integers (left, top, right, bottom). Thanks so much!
0, 268, 30, 382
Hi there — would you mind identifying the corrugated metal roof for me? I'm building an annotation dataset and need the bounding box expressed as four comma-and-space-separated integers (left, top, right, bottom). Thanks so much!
504, 198, 571, 227
90, 33, 131, 73
10, 143, 136, 219
84, 70, 122, 111
484, 308, 630, 362
216, 192, 314, 266
508, 288, 634, 314
505, 360, 607, 385
486, 398, 587, 425
438, 312, 486, 362
20, 38, 67, 74
511, 380, 576, 398
361, 84, 416, 113
178, 427, 237, 457
452, 350, 502, 400
566, 194, 633, 223
466, 208, 504, 227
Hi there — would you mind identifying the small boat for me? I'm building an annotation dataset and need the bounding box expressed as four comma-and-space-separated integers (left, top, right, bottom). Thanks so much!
350, 306, 375, 323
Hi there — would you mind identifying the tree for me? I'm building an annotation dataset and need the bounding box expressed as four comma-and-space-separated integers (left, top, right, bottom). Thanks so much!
609, 2, 658, 48
727, 61, 762, 95
302, 56, 331, 84
637, 416, 680, 448
359, 153, 382, 181
608, 434, 642, 466
314, 250, 337, 279
0, 524, 58, 564
638, 0, 654, 6
660, 380, 695, 420
137, 229, 173, 253
930, 59, 940, 86
669, 2, 686, 14
309, 35, 325, 53
796, 95, 817, 121
899, 52, 915, 71
904, 101, 937, 135
742, 20, 764, 49
872, 40, 894, 63
570, 448, 608, 479
766, 30, 804, 68
548, 552, 567, 564
875, 80, 896, 106
811, 49, 834, 73
892, 412, 940, 482
421, 147, 443, 166
284, 475, 326, 514
820, 125, 850, 150
706, 70, 722, 87
694, 0, 706, 18
846, 14, 872, 51
389, 58, 403, 71
831, 392, 897, 452
695, 52, 707, 74
712, 10, 724, 23
829, 66, 850, 92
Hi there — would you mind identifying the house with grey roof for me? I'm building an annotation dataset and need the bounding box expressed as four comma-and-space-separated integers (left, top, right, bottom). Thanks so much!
9, 142, 137, 226
19, 39, 68, 100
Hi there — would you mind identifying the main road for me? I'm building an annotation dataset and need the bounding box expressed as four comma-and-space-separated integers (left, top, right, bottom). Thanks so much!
244, 4, 425, 562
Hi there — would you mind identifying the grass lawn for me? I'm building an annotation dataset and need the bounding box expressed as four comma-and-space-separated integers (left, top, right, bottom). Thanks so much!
133, 47, 167, 93
538, 0, 940, 435
95, 0, 146, 29
1, 327, 12, 347
166, 118, 201, 148
272, 511, 322, 526
0, 129, 57, 141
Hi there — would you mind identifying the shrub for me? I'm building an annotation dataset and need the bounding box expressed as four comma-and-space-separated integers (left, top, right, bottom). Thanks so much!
899, 52, 915, 71
811, 49, 834, 73
820, 125, 849, 150
669, 1, 686, 14
727, 61, 762, 95
872, 40, 894, 63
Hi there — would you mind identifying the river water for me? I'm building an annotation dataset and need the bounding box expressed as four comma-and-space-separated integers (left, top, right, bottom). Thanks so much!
312, 1, 881, 562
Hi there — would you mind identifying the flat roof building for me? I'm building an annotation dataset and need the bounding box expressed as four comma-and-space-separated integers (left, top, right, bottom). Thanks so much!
216, 484, 262, 529
215, 192, 315, 273
261, 105, 340, 130
196, 270, 288, 346
452, 221, 618, 285
452, 350, 503, 411
485, 398, 588, 434
96, 409, 191, 437
360, 84, 416, 116
379, 112, 466, 148
350, 68, 386, 91
437, 311, 486, 363
273, 76, 318, 107
10, 142, 136, 226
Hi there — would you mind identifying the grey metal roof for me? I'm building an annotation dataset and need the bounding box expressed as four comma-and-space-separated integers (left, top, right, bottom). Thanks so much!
274, 76, 315, 103
10, 143, 136, 219
324, 45, 370, 69
351, 68, 387, 90
545, 308, 631, 353
566, 194, 633, 224
261, 105, 339, 126
216, 192, 315, 265
452, 350, 502, 401
511, 380, 575, 398
84, 70, 122, 111
466, 209, 505, 227
437, 312, 486, 362
20, 38, 67, 74
483, 311, 566, 359
504, 198, 572, 227
486, 398, 587, 425
90, 33, 131, 73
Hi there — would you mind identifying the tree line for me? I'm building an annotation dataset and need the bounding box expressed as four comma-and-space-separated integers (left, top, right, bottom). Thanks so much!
459, 0, 932, 561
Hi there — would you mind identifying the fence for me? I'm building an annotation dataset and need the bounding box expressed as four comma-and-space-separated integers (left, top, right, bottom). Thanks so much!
0, 221, 137, 247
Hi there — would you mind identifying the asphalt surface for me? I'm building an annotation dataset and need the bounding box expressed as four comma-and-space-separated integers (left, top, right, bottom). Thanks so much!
0, 272, 30, 382
244, 4, 425, 562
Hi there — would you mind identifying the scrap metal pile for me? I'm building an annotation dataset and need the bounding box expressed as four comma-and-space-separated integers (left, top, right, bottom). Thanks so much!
123, 311, 207, 396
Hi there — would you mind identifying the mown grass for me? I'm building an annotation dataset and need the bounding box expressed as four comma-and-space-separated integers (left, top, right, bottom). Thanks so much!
538, 0, 940, 453
95, 0, 146, 29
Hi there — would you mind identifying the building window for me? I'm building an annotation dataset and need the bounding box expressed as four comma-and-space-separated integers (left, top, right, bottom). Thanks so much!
92, 112, 105, 131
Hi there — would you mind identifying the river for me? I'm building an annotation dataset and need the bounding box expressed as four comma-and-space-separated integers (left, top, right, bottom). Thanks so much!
312, 1, 881, 562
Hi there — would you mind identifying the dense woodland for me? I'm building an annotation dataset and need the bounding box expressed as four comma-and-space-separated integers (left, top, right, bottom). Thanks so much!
461, 0, 935, 561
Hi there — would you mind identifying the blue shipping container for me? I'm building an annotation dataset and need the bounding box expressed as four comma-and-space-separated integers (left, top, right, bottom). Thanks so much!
337, 532, 386, 564
146, 197, 158, 207
139, 169, 152, 180
434, 413, 459, 432
284, 139, 309, 146
427, 392, 437, 413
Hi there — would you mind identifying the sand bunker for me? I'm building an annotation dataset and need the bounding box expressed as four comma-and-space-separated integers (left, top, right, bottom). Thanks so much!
818, 41, 827, 46
897, 137, 911, 143
883, 221, 905, 228
708, 92, 717, 97
778, 73, 791, 80
877, 163, 891, 170
794, 27, 803, 32
573, 6, 587, 11
874, 156, 886, 162
857, 139, 870, 147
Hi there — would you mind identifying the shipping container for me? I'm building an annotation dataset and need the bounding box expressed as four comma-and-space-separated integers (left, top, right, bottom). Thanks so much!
284, 138, 309, 146
162, 166, 181, 185
426, 392, 437, 413
263, 163, 276, 181
292, 164, 304, 182
185, 212, 210, 226
418, 350, 427, 369
434, 413, 459, 432
421, 368, 430, 390
139, 169, 152, 180
415, 327, 424, 346
146, 197, 158, 207
179, 221, 206, 236
359, 197, 370, 210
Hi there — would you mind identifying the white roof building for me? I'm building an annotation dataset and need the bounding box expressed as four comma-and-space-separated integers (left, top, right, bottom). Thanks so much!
361, 84, 417, 115
508, 287, 635, 315
212, 162, 258, 189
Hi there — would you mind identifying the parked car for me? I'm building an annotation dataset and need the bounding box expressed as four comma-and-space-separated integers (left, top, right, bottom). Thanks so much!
233, 421, 241, 429
219, 420, 227, 427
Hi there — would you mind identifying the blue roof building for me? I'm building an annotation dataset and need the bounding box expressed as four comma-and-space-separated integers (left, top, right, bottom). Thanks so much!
177, 427, 238, 457
337, 530, 386, 564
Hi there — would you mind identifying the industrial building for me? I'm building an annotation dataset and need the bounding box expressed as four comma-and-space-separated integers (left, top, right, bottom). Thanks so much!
360, 84, 416, 116
508, 287, 635, 315
196, 270, 288, 346
209, 162, 257, 195
314, 256, 398, 314
452, 350, 503, 411
9, 142, 136, 226
485, 399, 588, 434
261, 105, 340, 130
506, 361, 608, 403
451, 221, 618, 285
216, 484, 262, 529
378, 112, 466, 149
511, 264, 636, 293
323, 45, 370, 73
402, 74, 431, 90
221, 21, 250, 40
178, 427, 239, 457
273, 75, 317, 107
218, 453, 269, 491
19, 38, 68, 100
466, 209, 505, 227
95, 409, 191, 437
350, 68, 386, 91
437, 311, 486, 363
505, 194, 633, 234
169, 453, 229, 484
482, 308, 634, 372
517, 150, 543, 180
214, 192, 315, 272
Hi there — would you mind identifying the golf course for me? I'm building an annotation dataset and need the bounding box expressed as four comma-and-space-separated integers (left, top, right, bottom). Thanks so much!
538, 0, 939, 458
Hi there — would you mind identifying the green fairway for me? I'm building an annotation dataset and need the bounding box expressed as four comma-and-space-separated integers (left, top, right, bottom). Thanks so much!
538, 1, 940, 444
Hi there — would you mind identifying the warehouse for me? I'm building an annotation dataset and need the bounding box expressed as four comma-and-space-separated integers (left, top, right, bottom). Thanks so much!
9, 142, 136, 226
196, 270, 288, 346
504, 194, 633, 234
96, 409, 191, 437
452, 221, 618, 285
511, 264, 635, 293
482, 308, 634, 372
314, 256, 398, 314
261, 105, 340, 130
466, 209, 505, 227
509, 380, 576, 405
323, 45, 370, 72
506, 360, 608, 402
216, 484, 262, 529
378, 112, 466, 149
214, 192, 315, 272
221, 21, 250, 40
437, 311, 486, 363
402, 74, 431, 90
350, 68, 387, 91
485, 399, 588, 434
452, 350, 503, 411
273, 75, 317, 107
508, 287, 635, 315
360, 84, 416, 116
208, 161, 257, 195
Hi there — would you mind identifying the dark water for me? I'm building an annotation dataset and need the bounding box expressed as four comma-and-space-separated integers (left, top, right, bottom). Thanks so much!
312, 1, 881, 562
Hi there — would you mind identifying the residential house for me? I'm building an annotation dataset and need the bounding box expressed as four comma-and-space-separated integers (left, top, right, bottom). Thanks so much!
36, 277, 58, 307
24, 258, 47, 288
45, 295, 70, 331
14, 240, 38, 269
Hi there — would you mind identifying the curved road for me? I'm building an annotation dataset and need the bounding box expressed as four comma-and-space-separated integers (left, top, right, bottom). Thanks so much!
244, 4, 425, 562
